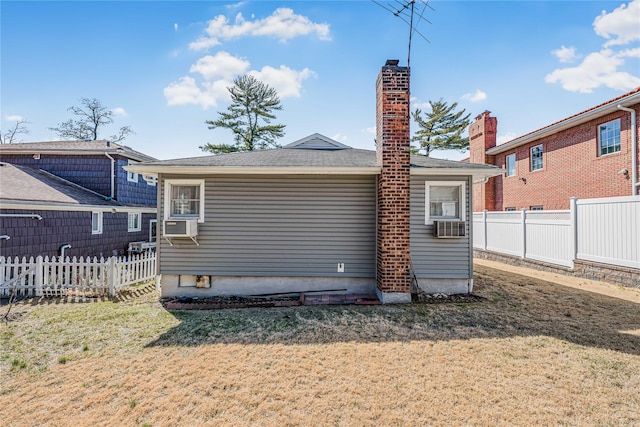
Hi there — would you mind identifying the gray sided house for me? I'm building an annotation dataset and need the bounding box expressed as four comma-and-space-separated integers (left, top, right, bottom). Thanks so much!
127, 61, 501, 303
0, 140, 158, 259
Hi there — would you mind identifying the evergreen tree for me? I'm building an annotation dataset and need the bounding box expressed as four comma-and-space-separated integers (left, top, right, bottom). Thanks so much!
201, 75, 286, 154
412, 98, 471, 157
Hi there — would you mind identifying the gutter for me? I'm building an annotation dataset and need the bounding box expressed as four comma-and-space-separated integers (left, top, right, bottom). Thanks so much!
617, 104, 638, 196
104, 152, 115, 200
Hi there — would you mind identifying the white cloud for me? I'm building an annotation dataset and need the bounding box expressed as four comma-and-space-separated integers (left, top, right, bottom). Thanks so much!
174, 23, 178, 32
331, 133, 348, 142
226, 1, 247, 9
189, 51, 250, 80
545, 49, 640, 93
363, 126, 376, 135
410, 97, 431, 111
189, 8, 330, 50
249, 65, 315, 98
552, 45, 578, 63
497, 132, 517, 145
593, 0, 640, 47
111, 107, 127, 117
5, 115, 24, 121
461, 90, 487, 103
163, 76, 228, 109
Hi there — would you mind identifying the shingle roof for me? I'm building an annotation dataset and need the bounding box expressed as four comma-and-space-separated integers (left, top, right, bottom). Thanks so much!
0, 140, 156, 162
0, 162, 124, 207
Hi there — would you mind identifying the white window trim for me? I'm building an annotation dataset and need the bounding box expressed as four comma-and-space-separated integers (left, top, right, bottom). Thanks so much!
425, 181, 466, 225
530, 144, 543, 172
128, 212, 141, 232
598, 118, 621, 157
92, 211, 103, 235
149, 219, 157, 242
164, 179, 205, 223
127, 160, 139, 183
505, 153, 516, 177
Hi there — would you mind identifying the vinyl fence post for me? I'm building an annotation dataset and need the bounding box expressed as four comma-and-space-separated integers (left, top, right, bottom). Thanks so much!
569, 197, 578, 269
108, 257, 117, 297
35, 256, 43, 297
482, 210, 488, 250
521, 208, 527, 259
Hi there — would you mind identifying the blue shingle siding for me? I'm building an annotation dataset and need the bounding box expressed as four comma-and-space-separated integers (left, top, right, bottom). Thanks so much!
0, 209, 155, 259
114, 158, 157, 206
0, 154, 112, 197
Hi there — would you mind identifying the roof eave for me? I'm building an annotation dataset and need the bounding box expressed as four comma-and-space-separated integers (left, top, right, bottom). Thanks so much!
486, 91, 640, 155
0, 200, 156, 213
0, 148, 154, 162
410, 168, 504, 178
125, 165, 383, 175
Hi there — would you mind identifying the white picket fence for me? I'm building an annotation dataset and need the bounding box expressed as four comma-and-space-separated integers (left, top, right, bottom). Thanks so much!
0, 252, 157, 298
473, 195, 640, 270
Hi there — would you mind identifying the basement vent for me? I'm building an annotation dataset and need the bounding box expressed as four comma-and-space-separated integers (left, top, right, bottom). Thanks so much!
433, 221, 466, 238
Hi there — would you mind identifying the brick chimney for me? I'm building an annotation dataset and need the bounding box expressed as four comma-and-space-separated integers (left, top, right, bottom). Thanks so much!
469, 111, 497, 212
375, 60, 411, 304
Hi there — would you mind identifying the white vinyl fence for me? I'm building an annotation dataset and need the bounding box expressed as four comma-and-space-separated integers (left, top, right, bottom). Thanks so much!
474, 196, 640, 270
0, 251, 157, 298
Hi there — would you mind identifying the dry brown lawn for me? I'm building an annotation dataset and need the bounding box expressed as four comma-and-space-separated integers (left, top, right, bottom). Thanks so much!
1, 260, 640, 426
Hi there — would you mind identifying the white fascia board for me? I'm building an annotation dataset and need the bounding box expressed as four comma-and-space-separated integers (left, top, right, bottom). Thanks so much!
124, 165, 382, 175
410, 168, 504, 179
0, 201, 156, 214
487, 92, 640, 155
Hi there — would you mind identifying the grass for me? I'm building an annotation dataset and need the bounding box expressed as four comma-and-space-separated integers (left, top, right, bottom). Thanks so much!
1, 266, 640, 426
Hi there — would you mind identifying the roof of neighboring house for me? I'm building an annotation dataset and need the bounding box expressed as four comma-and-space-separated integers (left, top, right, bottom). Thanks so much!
486, 87, 640, 155
0, 140, 157, 162
0, 162, 153, 213
126, 133, 501, 178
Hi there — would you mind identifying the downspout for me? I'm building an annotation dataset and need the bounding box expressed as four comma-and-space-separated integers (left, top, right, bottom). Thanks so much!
104, 152, 115, 200
60, 244, 72, 258
617, 104, 638, 196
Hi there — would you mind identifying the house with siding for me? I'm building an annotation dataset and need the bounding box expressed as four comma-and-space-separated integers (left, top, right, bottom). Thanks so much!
126, 60, 501, 303
0, 140, 158, 259
469, 87, 640, 211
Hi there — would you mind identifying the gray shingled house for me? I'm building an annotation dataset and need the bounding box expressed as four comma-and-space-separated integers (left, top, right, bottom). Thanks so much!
126, 61, 501, 303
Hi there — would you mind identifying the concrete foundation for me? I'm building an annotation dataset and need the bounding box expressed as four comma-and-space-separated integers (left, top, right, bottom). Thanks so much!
415, 278, 473, 295
375, 288, 412, 304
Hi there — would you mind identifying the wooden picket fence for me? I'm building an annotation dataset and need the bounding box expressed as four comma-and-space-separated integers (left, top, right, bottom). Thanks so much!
0, 252, 157, 298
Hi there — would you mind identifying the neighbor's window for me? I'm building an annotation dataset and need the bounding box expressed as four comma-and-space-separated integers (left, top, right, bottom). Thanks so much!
598, 119, 621, 156
164, 179, 205, 222
128, 212, 141, 232
149, 219, 157, 242
530, 145, 543, 171
145, 175, 157, 186
505, 207, 516, 211
91, 211, 103, 235
505, 153, 516, 177
530, 205, 544, 211
425, 181, 466, 225
127, 160, 139, 183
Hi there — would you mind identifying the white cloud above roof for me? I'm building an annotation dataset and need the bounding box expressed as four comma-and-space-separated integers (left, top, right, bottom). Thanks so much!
189, 52, 250, 80
461, 90, 487, 102
249, 65, 315, 98
111, 107, 127, 117
189, 8, 331, 51
5, 115, 24, 121
546, 0, 640, 93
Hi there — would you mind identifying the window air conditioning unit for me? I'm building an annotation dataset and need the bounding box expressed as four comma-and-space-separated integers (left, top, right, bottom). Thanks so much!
433, 221, 466, 238
163, 219, 198, 238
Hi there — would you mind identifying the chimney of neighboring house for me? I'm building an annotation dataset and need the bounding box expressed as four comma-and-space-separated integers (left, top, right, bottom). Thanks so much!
469, 111, 498, 212
375, 59, 411, 304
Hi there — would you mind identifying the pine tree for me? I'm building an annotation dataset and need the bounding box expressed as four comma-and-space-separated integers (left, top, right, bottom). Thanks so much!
412, 99, 471, 157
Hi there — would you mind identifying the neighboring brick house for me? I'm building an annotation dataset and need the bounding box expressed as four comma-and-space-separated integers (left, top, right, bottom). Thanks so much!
470, 88, 640, 211
0, 140, 157, 259
126, 60, 501, 302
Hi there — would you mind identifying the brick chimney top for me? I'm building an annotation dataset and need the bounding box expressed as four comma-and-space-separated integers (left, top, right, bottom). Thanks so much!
475, 110, 492, 121
385, 59, 400, 67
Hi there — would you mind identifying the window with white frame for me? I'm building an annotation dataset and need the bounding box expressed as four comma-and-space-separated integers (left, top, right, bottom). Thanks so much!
127, 160, 139, 182
505, 153, 516, 177
91, 211, 103, 234
530, 145, 543, 171
505, 207, 516, 211
128, 212, 141, 232
149, 219, 157, 242
425, 181, 466, 225
145, 175, 156, 186
164, 179, 205, 222
530, 205, 544, 211
598, 119, 621, 156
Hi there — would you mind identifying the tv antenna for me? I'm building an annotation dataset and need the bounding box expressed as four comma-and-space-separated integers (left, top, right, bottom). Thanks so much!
371, 0, 434, 68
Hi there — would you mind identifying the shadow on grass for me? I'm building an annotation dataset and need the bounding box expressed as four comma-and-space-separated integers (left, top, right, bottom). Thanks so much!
146, 265, 640, 355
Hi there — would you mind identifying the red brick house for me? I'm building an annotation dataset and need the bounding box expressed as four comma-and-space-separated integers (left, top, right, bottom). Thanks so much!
470, 87, 640, 211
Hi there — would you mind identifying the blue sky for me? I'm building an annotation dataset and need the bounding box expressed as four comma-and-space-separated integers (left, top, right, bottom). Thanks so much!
2, 0, 639, 161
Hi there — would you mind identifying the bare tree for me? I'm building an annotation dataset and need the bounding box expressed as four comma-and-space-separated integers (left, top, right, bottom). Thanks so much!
50, 98, 134, 142
1, 119, 30, 144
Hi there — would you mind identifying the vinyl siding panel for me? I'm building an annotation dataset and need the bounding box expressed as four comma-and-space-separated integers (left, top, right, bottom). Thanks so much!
159, 175, 376, 277
410, 175, 472, 279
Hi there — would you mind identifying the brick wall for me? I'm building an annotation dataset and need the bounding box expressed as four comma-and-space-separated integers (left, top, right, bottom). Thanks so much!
0, 209, 154, 259
375, 60, 411, 298
469, 111, 497, 211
